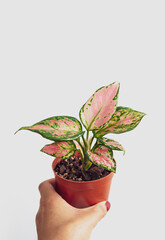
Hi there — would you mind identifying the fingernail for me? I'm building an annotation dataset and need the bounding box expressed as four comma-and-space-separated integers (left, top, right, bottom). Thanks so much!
105, 201, 111, 211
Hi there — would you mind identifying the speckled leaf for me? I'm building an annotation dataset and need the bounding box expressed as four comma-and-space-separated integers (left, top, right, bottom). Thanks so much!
41, 141, 76, 159
79, 82, 120, 131
94, 107, 146, 137
87, 145, 116, 172
98, 137, 125, 154
15, 116, 84, 141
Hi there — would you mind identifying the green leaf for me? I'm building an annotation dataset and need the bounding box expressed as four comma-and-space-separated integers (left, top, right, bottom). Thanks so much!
94, 107, 146, 137
79, 82, 120, 131
87, 145, 116, 172
98, 137, 125, 154
41, 141, 76, 159
15, 116, 84, 141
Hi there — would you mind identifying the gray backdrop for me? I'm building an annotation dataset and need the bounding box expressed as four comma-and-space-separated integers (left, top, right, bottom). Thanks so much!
0, 1, 164, 239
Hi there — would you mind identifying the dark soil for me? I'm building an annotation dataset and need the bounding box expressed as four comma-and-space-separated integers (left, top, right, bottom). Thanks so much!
54, 155, 111, 181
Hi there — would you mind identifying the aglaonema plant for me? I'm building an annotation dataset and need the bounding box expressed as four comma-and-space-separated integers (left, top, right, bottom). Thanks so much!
15, 82, 145, 173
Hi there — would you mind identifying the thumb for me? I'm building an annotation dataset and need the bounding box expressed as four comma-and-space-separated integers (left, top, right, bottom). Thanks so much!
81, 201, 111, 229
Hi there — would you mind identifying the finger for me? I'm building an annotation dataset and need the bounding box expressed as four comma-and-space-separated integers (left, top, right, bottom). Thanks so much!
38, 178, 77, 210
38, 178, 59, 199
80, 201, 111, 229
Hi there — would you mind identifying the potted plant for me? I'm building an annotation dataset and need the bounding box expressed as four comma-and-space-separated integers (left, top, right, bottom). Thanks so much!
15, 82, 145, 208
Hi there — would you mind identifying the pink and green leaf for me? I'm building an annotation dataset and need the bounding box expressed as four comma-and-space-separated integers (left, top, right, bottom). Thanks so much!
87, 145, 116, 172
79, 82, 120, 131
41, 141, 76, 159
98, 137, 125, 154
94, 107, 146, 137
15, 116, 84, 141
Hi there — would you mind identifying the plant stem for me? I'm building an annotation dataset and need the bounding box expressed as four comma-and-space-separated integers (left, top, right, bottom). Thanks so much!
75, 139, 84, 156
85, 160, 92, 171
81, 134, 91, 170
76, 139, 84, 152
86, 130, 89, 141
75, 138, 86, 166
89, 135, 94, 147
82, 135, 87, 148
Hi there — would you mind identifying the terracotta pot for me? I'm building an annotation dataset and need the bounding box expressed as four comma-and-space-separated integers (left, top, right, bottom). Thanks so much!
52, 155, 114, 208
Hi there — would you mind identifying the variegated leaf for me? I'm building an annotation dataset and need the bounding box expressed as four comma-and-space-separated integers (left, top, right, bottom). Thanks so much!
98, 137, 125, 154
41, 141, 76, 159
87, 145, 116, 172
79, 82, 120, 131
15, 116, 84, 141
94, 107, 146, 137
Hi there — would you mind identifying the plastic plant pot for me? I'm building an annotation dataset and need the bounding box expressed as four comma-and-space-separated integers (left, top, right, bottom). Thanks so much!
52, 157, 114, 208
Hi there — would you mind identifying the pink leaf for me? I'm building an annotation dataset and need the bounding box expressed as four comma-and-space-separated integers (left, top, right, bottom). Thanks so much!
15, 116, 84, 141
79, 82, 120, 131
98, 137, 125, 154
41, 141, 76, 159
87, 145, 116, 172
94, 107, 146, 137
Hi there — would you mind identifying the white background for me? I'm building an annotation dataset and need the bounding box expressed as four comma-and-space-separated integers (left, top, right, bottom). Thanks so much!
0, 1, 165, 239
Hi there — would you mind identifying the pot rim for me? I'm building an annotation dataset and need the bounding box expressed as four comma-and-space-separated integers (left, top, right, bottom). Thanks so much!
52, 158, 115, 184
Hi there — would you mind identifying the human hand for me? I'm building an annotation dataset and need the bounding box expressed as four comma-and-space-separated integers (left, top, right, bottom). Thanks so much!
36, 179, 111, 240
